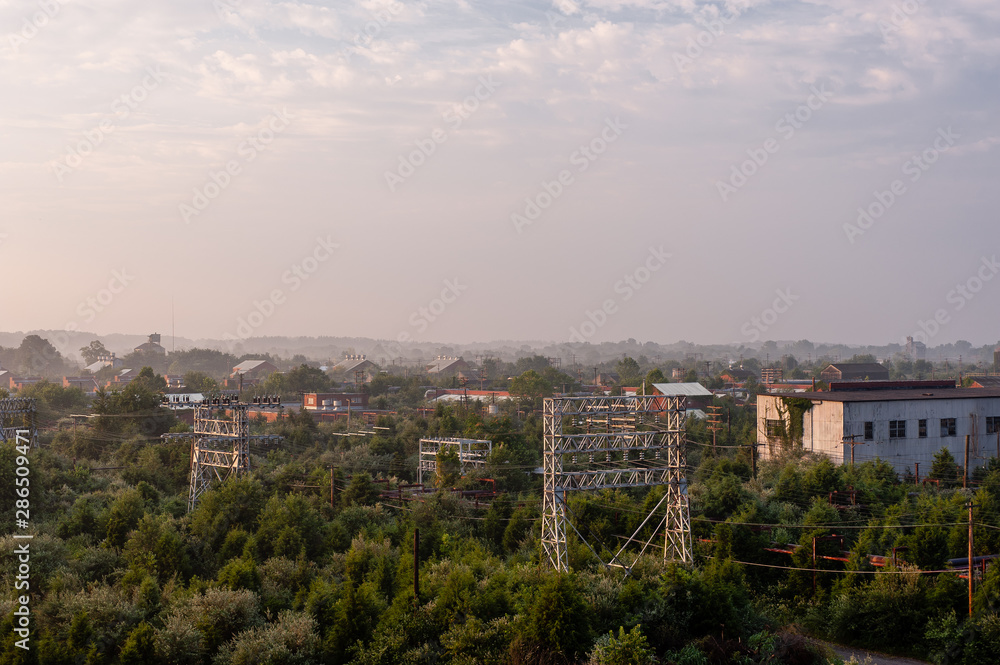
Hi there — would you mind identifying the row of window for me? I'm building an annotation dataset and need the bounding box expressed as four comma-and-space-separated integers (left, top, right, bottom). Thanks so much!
765, 416, 1000, 440
867, 416, 1000, 440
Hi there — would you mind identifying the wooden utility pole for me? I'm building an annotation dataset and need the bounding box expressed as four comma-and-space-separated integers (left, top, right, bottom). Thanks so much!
330, 466, 335, 508
842, 435, 864, 469
968, 502, 975, 617
964, 435, 970, 489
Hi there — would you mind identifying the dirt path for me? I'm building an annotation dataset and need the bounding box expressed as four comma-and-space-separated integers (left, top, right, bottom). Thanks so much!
812, 638, 932, 665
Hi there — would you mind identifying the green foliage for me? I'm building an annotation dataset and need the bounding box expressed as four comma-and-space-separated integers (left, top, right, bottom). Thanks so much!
588, 626, 656, 665
435, 446, 461, 489
81, 339, 110, 365
930, 447, 961, 487
119, 622, 155, 665
515, 573, 592, 662
214, 611, 320, 665
508, 369, 553, 402
103, 488, 145, 550
12, 387, 1000, 665
342, 472, 381, 507
91, 382, 176, 438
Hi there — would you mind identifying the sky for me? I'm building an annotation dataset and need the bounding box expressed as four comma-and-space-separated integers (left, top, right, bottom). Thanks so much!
2, 0, 999, 353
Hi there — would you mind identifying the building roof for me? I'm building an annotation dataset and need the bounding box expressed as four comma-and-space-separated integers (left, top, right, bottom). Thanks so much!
426, 357, 469, 373
763, 387, 1000, 403
653, 382, 713, 397
232, 359, 276, 374
971, 376, 1000, 388
822, 362, 889, 376
335, 357, 376, 373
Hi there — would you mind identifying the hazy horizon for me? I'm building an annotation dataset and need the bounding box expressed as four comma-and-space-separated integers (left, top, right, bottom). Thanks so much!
3, 1, 998, 349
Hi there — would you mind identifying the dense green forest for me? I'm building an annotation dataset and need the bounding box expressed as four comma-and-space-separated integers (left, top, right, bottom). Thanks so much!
2, 379, 1000, 664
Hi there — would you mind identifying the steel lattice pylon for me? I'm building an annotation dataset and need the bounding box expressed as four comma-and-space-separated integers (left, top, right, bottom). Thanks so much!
187, 403, 250, 512
541, 395, 691, 572
0, 398, 37, 448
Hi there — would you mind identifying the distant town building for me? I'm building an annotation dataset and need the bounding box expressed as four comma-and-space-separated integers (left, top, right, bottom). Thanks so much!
230, 359, 279, 380
302, 392, 368, 411
652, 382, 713, 410
8, 376, 43, 391
426, 356, 471, 376
334, 355, 378, 382
594, 372, 619, 387
905, 336, 927, 361
134, 333, 166, 356
85, 352, 123, 373
721, 368, 755, 384
757, 381, 1000, 475
63, 376, 99, 394
106, 368, 140, 387
819, 362, 889, 383
760, 367, 784, 384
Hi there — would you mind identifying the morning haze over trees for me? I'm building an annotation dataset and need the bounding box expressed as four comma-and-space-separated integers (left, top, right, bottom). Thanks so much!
2, 332, 1000, 663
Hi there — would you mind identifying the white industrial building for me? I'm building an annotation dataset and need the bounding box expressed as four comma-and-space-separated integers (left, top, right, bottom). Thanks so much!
757, 382, 1000, 476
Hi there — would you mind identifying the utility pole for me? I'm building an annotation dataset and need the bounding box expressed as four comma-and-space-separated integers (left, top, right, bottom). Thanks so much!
968, 502, 975, 617
842, 435, 864, 469
413, 528, 420, 605
964, 435, 970, 489
330, 466, 335, 509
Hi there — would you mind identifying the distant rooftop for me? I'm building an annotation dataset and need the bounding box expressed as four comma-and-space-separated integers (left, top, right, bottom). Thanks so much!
652, 382, 713, 397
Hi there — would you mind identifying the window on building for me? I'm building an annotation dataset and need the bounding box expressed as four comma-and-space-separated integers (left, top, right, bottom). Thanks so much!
987, 416, 1000, 435
889, 420, 906, 438
918, 419, 927, 438
765, 419, 783, 437
864, 421, 874, 441
940, 418, 957, 437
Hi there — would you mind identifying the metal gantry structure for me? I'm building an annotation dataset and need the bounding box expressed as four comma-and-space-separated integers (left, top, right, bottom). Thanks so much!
417, 437, 492, 485
183, 403, 250, 512
0, 398, 37, 448
541, 394, 691, 573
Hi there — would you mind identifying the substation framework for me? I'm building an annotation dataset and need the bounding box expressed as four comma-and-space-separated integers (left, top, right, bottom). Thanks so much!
158, 402, 281, 512
541, 395, 692, 572
417, 437, 492, 485
0, 398, 37, 448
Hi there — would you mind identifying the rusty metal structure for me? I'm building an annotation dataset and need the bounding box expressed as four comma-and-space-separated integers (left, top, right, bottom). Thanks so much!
0, 398, 37, 448
541, 395, 691, 572
417, 437, 492, 485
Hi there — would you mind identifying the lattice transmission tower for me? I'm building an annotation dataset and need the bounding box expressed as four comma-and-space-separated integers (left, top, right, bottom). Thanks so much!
541, 395, 691, 573
185, 402, 250, 512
